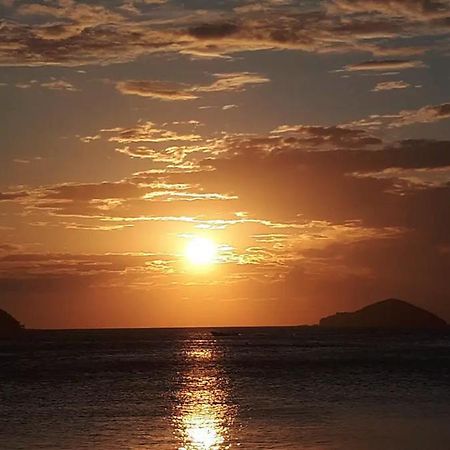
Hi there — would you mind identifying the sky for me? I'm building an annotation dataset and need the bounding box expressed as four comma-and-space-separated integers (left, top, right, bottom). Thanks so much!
0, 0, 449, 329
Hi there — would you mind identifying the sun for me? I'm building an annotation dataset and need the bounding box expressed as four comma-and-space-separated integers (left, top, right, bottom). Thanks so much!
185, 236, 218, 266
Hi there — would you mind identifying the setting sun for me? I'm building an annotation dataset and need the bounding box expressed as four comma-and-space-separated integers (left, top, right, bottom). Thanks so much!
185, 237, 218, 266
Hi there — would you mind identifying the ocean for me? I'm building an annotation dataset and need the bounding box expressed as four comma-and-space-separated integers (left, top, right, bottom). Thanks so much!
0, 327, 449, 449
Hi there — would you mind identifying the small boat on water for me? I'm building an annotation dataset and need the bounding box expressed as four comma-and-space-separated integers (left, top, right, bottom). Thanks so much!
211, 330, 240, 337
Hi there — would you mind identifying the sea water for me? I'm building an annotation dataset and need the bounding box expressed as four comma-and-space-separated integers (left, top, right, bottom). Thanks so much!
1, 327, 449, 449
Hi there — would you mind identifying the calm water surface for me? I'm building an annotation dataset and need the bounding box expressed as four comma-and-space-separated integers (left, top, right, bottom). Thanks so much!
1, 327, 450, 449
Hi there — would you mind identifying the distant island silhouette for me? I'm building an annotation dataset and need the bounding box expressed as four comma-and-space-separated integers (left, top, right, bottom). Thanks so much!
0, 308, 24, 338
319, 298, 448, 330
1, 300, 448, 335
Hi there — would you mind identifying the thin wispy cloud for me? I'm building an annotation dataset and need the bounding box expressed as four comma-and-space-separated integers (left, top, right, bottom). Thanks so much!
115, 72, 270, 100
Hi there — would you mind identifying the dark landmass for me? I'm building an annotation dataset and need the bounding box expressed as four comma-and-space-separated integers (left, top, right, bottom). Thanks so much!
319, 298, 448, 330
0, 309, 24, 338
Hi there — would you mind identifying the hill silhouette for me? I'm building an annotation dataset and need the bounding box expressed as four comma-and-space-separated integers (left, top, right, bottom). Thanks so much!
319, 298, 448, 330
0, 309, 24, 338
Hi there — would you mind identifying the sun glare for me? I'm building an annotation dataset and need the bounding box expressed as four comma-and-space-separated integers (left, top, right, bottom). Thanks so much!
185, 237, 217, 266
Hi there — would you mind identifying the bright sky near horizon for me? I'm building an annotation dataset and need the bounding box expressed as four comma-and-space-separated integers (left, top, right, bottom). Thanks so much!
0, 0, 449, 328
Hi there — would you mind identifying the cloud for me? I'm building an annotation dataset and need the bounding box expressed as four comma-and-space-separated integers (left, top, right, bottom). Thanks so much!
115, 80, 198, 100
329, 0, 450, 21
115, 72, 269, 100
13, 122, 450, 237
389, 102, 450, 127
0, 191, 29, 201
1, 0, 447, 66
14, 78, 78, 91
115, 145, 204, 163
196, 72, 270, 92
80, 120, 210, 167
15, 80, 38, 89
162, 131, 450, 244
0, 243, 22, 253
344, 102, 450, 129
17, 1, 124, 30
282, 232, 450, 321
372, 80, 412, 91
2, 165, 239, 220
100, 121, 201, 144
270, 124, 382, 149
80, 134, 101, 143
342, 59, 426, 72
188, 22, 240, 39
354, 165, 450, 188
40, 79, 78, 91
222, 104, 238, 110
3, 119, 450, 322
41, 181, 146, 201
0, 251, 178, 294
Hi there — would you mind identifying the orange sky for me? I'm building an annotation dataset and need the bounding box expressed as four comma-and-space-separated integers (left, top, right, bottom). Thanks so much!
1, 0, 449, 328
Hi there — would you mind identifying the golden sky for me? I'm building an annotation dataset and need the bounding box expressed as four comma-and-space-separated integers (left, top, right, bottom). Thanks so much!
1, 0, 449, 328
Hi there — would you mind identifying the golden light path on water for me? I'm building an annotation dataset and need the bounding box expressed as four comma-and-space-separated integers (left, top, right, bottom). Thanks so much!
173, 340, 237, 449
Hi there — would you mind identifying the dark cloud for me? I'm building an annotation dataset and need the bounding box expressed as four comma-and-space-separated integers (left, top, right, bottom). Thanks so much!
329, 0, 450, 20
188, 22, 240, 39
1, 0, 448, 66
345, 102, 450, 129
12, 123, 446, 232
164, 132, 450, 246
283, 231, 450, 320
0, 243, 21, 253
0, 191, 29, 201
99, 121, 201, 144
271, 125, 382, 149
42, 181, 145, 201
390, 102, 450, 126
0, 252, 177, 299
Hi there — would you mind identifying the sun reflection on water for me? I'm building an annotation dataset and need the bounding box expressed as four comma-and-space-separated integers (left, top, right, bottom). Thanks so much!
174, 337, 236, 450
182, 408, 225, 450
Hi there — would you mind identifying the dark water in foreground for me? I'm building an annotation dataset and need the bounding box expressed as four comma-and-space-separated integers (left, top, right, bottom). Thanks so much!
1, 327, 450, 450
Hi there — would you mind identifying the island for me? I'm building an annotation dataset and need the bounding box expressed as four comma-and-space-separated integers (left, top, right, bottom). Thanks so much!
319, 298, 448, 330
0, 308, 24, 338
